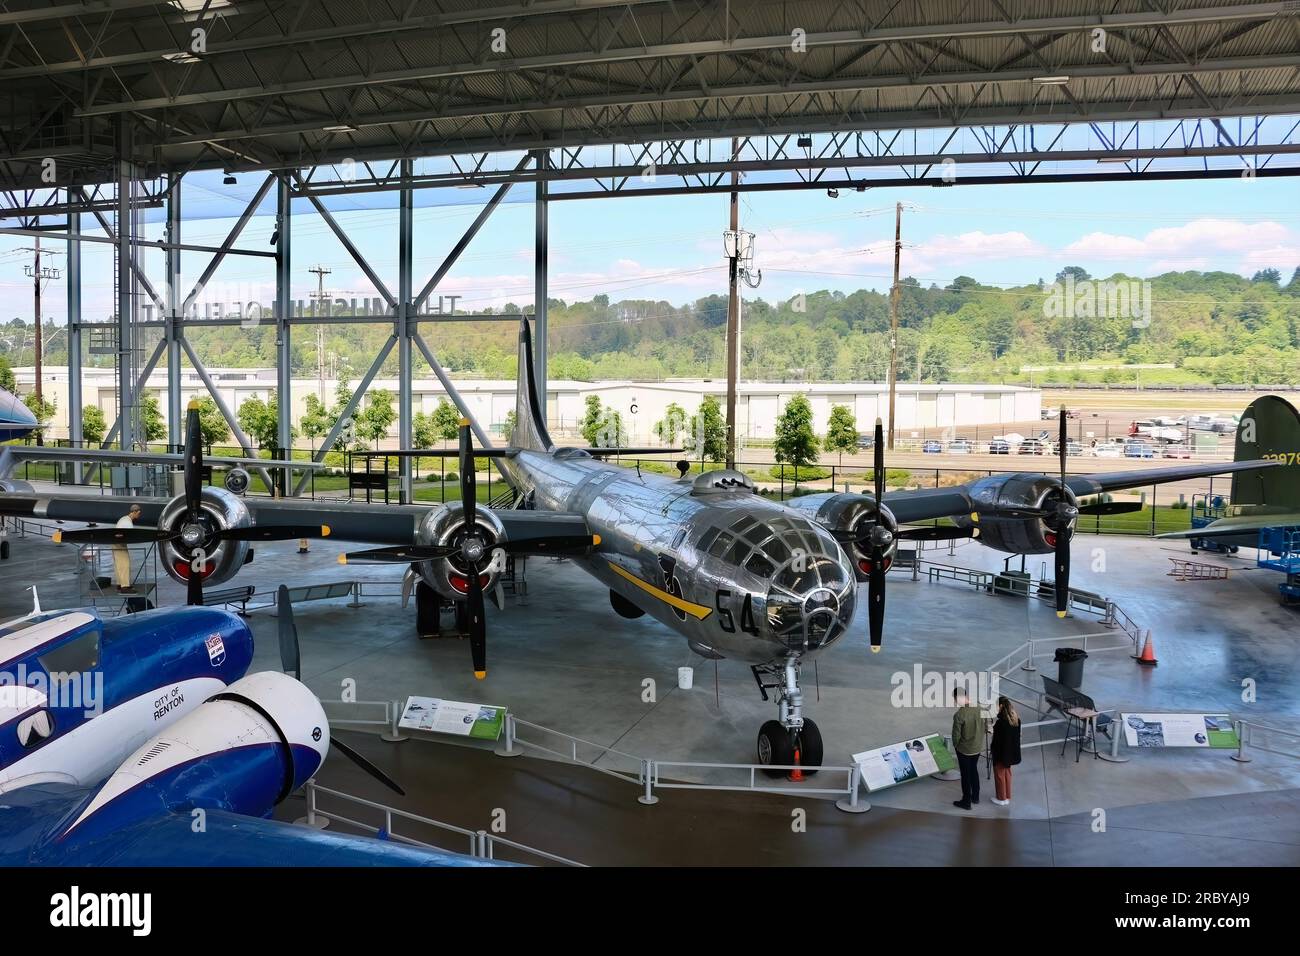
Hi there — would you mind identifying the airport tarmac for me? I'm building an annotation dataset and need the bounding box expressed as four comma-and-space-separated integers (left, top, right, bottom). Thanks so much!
2, 517, 1296, 866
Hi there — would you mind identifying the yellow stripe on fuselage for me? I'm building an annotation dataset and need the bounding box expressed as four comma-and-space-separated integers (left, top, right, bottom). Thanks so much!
607, 561, 712, 621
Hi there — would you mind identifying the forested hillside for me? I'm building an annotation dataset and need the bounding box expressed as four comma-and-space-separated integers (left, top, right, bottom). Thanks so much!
5, 266, 1298, 386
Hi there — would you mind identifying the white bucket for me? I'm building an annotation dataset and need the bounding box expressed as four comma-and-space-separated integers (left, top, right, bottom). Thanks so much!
677, 666, 694, 690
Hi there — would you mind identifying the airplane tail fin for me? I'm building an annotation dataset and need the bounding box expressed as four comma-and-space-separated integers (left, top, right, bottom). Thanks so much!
514, 319, 555, 453
1232, 395, 1300, 507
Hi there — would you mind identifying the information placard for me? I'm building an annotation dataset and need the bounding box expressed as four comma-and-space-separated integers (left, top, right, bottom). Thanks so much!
1121, 713, 1239, 749
852, 734, 957, 792
398, 696, 506, 741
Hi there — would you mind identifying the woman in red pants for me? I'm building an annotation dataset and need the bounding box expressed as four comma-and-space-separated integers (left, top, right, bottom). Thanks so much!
990, 697, 1021, 806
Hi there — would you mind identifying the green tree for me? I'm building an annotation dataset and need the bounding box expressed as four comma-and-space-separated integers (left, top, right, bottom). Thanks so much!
237, 393, 294, 451
593, 408, 627, 447
824, 403, 858, 465
579, 394, 604, 445
430, 398, 462, 442
774, 393, 819, 480
300, 394, 333, 445
653, 401, 689, 444
81, 405, 107, 445
24, 392, 57, 430
502, 409, 517, 443
689, 395, 727, 462
413, 411, 437, 448
193, 396, 231, 447
358, 388, 396, 445
139, 393, 167, 443
0, 357, 16, 395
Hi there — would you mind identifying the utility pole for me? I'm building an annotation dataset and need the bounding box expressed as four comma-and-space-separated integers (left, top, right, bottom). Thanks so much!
19, 239, 63, 444
725, 137, 741, 470
887, 202, 902, 450
308, 265, 331, 402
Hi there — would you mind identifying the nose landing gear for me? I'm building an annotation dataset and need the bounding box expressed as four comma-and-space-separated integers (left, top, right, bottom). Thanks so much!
753, 658, 824, 778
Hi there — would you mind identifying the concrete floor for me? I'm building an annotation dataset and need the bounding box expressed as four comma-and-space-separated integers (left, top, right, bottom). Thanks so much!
3, 517, 1298, 866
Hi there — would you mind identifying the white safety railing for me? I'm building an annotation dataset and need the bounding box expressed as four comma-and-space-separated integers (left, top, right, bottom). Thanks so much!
1231, 719, 1300, 762
298, 781, 584, 867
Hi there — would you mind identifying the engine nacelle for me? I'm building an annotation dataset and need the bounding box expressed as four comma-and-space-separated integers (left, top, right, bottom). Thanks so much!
958, 474, 1077, 554
414, 502, 507, 601
157, 486, 251, 589
57, 671, 328, 845
786, 492, 898, 581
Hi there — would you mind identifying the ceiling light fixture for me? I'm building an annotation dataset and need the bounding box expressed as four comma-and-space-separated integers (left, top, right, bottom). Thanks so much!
1033, 75, 1071, 86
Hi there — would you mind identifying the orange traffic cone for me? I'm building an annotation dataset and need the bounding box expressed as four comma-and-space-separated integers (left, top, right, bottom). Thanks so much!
1135, 632, 1158, 666
789, 748, 804, 782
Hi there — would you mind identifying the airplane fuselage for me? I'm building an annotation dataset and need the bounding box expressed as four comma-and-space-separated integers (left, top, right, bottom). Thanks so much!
505, 450, 857, 665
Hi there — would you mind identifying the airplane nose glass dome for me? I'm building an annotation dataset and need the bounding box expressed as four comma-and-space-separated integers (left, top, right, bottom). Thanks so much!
763, 520, 856, 652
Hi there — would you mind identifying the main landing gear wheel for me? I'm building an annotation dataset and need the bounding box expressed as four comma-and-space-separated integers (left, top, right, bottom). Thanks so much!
757, 720, 794, 777
415, 580, 439, 638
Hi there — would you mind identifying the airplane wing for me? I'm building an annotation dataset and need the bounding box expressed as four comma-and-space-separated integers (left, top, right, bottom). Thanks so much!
0, 489, 591, 549
0, 782, 498, 867
797, 459, 1281, 526
1155, 511, 1300, 540
0, 444, 321, 480
1064, 459, 1280, 497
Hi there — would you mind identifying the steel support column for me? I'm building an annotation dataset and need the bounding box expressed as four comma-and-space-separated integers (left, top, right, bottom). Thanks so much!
397, 159, 414, 503
533, 149, 549, 419
275, 174, 293, 494
165, 174, 183, 450
115, 118, 137, 452
66, 190, 82, 450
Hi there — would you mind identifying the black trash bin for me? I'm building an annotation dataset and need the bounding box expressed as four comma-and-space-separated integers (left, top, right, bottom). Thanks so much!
1054, 647, 1088, 689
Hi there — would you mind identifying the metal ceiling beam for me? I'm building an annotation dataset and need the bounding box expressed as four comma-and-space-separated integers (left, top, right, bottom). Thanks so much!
0, 0, 686, 78
167, 49, 1300, 148
73, 27, 1298, 118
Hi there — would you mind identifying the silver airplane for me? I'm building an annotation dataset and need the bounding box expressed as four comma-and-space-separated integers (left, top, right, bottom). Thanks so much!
0, 321, 1280, 771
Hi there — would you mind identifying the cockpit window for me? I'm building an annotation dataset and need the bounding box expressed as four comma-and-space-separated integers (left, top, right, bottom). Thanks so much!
38, 631, 100, 674
704, 512, 836, 578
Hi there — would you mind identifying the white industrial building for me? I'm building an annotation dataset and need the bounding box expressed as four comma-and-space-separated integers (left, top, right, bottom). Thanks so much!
13, 366, 1041, 445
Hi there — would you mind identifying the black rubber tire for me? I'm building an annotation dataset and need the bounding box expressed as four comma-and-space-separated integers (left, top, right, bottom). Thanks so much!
415, 580, 439, 638
454, 600, 470, 637
757, 719, 795, 777
794, 718, 824, 776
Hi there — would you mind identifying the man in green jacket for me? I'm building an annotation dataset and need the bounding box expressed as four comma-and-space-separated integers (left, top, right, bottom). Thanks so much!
951, 687, 983, 810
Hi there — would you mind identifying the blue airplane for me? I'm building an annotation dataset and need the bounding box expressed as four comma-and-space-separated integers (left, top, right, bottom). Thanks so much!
0, 386, 37, 442
0, 601, 491, 866
0, 672, 491, 866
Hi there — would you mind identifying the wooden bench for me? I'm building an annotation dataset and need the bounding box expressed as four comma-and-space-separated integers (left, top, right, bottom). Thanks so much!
202, 585, 256, 615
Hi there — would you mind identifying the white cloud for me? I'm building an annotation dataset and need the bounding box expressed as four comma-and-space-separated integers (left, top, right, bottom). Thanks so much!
1063, 219, 1298, 276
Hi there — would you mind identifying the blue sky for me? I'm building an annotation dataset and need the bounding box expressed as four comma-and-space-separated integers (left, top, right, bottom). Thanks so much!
5, 166, 1299, 331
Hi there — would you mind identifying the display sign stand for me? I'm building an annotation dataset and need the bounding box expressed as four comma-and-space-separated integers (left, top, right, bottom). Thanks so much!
934, 735, 961, 780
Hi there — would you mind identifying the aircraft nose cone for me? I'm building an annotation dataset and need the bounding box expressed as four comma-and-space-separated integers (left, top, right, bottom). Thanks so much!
766, 553, 856, 652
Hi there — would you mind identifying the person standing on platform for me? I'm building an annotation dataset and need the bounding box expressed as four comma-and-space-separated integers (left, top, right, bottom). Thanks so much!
990, 696, 1022, 807
951, 687, 983, 810
113, 503, 143, 593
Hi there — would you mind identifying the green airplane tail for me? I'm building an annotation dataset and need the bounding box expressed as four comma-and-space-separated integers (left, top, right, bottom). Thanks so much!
1232, 395, 1300, 507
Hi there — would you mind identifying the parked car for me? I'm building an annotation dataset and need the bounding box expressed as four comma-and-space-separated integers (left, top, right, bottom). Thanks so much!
1124, 439, 1156, 459
922, 439, 943, 453
947, 438, 973, 454
856, 434, 875, 449
1093, 442, 1121, 458
1064, 440, 1084, 456
1018, 438, 1050, 455
1162, 442, 1192, 459
988, 438, 1011, 455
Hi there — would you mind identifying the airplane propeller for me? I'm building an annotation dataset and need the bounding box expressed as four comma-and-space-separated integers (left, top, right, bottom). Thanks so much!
53, 402, 330, 606
340, 419, 599, 679
275, 583, 404, 796
1049, 407, 1074, 617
